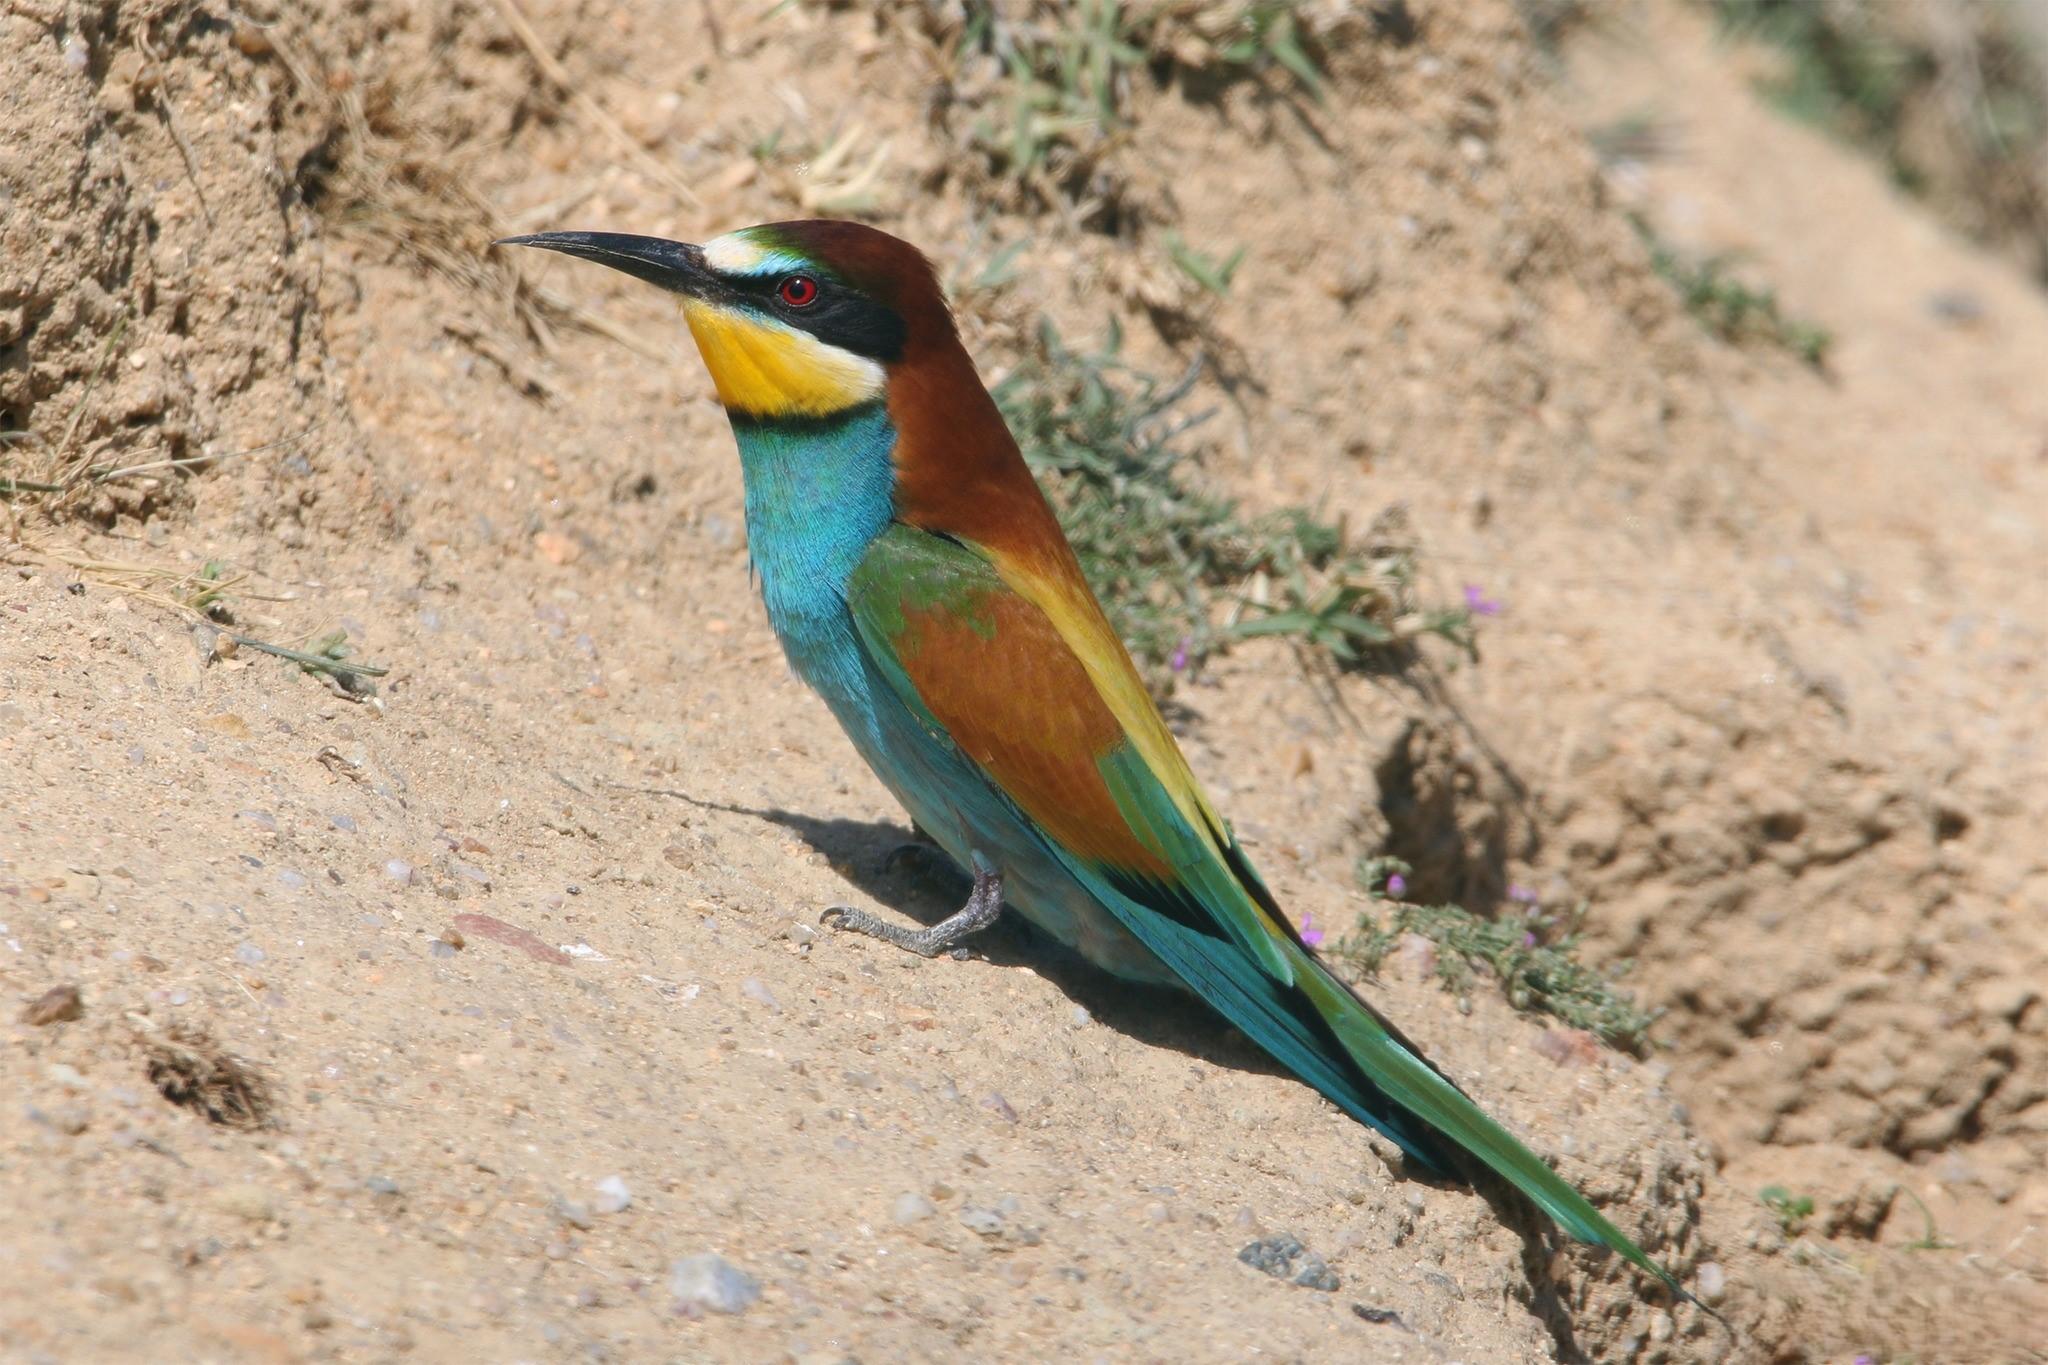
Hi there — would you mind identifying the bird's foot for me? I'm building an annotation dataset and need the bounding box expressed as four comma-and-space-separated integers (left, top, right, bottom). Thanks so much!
822, 864, 1002, 960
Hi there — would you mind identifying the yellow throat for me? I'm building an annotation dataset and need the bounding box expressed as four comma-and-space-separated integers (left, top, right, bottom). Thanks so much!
681, 301, 885, 419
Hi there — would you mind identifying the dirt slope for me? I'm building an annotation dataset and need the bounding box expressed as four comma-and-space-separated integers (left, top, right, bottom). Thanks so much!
2, 0, 2043, 1361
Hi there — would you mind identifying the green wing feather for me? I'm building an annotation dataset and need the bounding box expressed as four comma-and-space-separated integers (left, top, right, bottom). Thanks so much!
845, 524, 1699, 1306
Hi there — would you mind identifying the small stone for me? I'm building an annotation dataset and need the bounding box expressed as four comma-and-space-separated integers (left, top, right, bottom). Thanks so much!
1238, 1235, 1306, 1278
384, 859, 414, 884
1069, 1005, 1091, 1027
891, 1192, 937, 1225
1396, 932, 1437, 981
330, 813, 358, 834
232, 20, 273, 56
786, 922, 819, 947
363, 1175, 402, 1198
211, 1183, 276, 1222
981, 1092, 1018, 1123
740, 978, 781, 1011
958, 1206, 1005, 1238
1291, 1254, 1340, 1292
45, 1062, 89, 1090
534, 531, 581, 566
667, 1254, 760, 1314
22, 984, 83, 1025
553, 1198, 594, 1231
235, 943, 267, 965
276, 869, 307, 891
1239, 1233, 1339, 1288
593, 1176, 631, 1215
236, 809, 278, 834
30, 1104, 90, 1135
1696, 1261, 1727, 1304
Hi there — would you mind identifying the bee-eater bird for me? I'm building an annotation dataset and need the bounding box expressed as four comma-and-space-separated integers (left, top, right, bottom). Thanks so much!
499, 220, 1698, 1306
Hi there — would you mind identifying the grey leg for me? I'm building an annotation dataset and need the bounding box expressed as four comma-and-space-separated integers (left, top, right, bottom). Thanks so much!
822, 861, 1003, 959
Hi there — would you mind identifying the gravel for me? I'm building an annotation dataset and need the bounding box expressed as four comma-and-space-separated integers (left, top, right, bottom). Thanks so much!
1237, 1235, 1340, 1292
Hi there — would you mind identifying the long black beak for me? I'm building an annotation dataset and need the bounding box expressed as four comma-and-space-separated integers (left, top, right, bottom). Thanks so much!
494, 232, 711, 297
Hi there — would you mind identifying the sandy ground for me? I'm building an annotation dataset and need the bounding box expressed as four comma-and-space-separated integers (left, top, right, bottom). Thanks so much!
2, 1, 2043, 1361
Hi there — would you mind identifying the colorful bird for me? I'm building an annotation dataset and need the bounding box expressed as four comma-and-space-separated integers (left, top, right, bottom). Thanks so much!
500, 220, 1700, 1306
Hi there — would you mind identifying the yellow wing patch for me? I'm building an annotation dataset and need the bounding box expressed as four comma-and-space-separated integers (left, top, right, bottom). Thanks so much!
682, 300, 885, 419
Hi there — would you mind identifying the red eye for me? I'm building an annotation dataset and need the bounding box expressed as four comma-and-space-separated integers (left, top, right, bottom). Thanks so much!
777, 275, 819, 308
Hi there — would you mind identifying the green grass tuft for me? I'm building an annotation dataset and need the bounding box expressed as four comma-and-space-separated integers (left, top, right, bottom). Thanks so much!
994, 320, 1474, 685
952, 0, 1328, 194
1635, 217, 1831, 367
1760, 1184, 1816, 1236
1339, 860, 1660, 1052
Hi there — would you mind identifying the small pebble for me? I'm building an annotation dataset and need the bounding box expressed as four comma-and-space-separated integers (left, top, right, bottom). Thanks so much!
1237, 1234, 1338, 1290
1069, 1005, 1091, 1027
740, 978, 781, 1011
593, 1176, 631, 1215
667, 1254, 760, 1315
384, 859, 414, 885
45, 1062, 89, 1090
958, 1206, 1005, 1238
211, 1183, 276, 1223
21, 984, 83, 1026
330, 813, 358, 833
891, 1192, 937, 1225
236, 809, 278, 833
235, 943, 267, 965
981, 1092, 1018, 1123
1696, 1261, 1727, 1303
276, 869, 307, 891
553, 1198, 594, 1231
786, 922, 819, 947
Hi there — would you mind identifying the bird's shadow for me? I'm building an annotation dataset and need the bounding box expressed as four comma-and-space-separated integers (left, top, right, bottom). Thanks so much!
670, 792, 1665, 1357
737, 800, 1298, 1078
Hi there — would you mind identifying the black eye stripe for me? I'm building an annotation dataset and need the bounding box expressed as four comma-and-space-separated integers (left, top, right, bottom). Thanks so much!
721, 271, 907, 363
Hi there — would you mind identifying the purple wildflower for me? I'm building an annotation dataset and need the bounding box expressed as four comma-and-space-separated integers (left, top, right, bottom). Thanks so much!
1299, 913, 1325, 948
1385, 873, 1407, 899
1507, 883, 1539, 905
1169, 636, 1191, 673
1522, 930, 1538, 948
1463, 583, 1501, 616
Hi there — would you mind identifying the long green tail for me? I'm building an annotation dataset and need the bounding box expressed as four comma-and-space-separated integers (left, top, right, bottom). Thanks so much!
1283, 937, 1705, 1308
